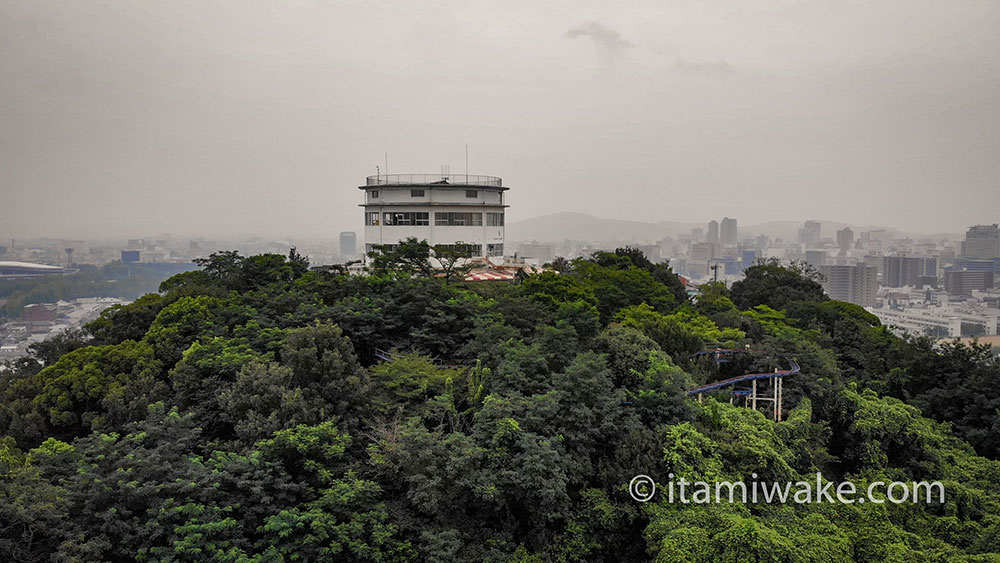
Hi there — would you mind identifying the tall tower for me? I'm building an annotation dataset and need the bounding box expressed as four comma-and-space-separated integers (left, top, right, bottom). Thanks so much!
339, 232, 357, 258
360, 171, 508, 260
836, 227, 854, 256
720, 217, 738, 245
963, 224, 1000, 259
801, 220, 821, 245
707, 220, 719, 244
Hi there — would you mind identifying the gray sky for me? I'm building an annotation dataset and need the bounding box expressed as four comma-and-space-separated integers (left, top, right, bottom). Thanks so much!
2, 0, 998, 238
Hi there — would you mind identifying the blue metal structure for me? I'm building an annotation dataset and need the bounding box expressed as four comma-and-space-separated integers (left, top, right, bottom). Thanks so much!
687, 359, 799, 396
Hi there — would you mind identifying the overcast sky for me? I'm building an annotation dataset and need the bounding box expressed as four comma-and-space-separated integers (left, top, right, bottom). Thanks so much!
2, 0, 998, 238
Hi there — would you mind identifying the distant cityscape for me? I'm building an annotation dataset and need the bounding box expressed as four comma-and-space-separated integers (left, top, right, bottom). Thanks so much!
506, 218, 999, 343
2, 214, 999, 349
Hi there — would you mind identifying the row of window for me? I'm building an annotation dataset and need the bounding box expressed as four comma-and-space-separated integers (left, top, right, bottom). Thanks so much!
363, 243, 503, 257
369, 189, 481, 199
379, 212, 430, 226
436, 212, 482, 226
366, 211, 504, 227
434, 244, 482, 257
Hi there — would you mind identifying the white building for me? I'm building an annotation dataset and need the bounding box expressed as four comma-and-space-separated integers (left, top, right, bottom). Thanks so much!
361, 173, 507, 260
866, 305, 999, 338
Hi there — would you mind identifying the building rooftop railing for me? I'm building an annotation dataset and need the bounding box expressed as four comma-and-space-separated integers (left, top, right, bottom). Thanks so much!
365, 174, 502, 187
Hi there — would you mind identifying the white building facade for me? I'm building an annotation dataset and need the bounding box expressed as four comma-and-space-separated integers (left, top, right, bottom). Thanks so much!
361, 173, 507, 260
866, 305, 999, 338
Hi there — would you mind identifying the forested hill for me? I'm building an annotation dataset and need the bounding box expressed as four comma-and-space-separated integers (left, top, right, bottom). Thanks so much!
2, 249, 1000, 561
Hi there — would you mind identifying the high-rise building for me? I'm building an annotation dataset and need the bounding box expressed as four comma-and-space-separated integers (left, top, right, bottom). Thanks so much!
361, 172, 507, 260
944, 269, 994, 296
707, 221, 719, 244
720, 217, 738, 245
819, 264, 878, 307
690, 242, 721, 262
339, 232, 357, 258
963, 224, 1000, 259
923, 257, 938, 277
883, 255, 934, 288
800, 221, 822, 245
836, 227, 854, 256
805, 250, 827, 268
517, 243, 553, 264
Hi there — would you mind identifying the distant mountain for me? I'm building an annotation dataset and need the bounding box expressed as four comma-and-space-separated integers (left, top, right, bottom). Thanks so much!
507, 212, 960, 243
507, 212, 699, 243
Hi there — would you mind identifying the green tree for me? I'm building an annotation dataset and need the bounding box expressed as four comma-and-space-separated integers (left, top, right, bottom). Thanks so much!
367, 237, 434, 278
729, 259, 827, 311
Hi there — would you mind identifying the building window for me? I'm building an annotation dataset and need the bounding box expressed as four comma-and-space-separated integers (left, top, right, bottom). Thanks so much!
487, 244, 504, 257
367, 243, 398, 254
434, 244, 482, 257
465, 190, 478, 198
370, 190, 379, 198
410, 189, 425, 197
382, 212, 429, 226
435, 212, 483, 226
487, 212, 505, 226
364, 212, 380, 226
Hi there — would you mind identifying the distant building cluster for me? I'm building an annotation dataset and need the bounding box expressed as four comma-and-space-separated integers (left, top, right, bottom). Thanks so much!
0, 298, 131, 362
505, 217, 1000, 341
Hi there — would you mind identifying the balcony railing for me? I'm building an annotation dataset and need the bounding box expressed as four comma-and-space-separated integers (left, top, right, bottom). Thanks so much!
365, 174, 502, 187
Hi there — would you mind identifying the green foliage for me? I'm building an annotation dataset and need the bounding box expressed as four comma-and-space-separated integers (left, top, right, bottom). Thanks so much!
614, 303, 707, 360
730, 259, 827, 311
367, 237, 434, 278
2, 249, 1000, 561
144, 295, 226, 364
367, 353, 457, 417
571, 258, 677, 323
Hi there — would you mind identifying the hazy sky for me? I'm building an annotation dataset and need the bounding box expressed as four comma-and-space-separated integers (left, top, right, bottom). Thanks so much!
2, 0, 998, 238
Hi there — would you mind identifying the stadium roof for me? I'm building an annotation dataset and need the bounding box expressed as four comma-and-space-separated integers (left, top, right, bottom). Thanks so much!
0, 261, 69, 276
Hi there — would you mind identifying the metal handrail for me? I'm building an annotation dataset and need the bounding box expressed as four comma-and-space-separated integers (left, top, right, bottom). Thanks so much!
366, 174, 502, 187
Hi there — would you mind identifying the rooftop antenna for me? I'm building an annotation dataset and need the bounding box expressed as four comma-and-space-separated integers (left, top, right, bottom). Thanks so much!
465, 142, 469, 178
385, 152, 388, 176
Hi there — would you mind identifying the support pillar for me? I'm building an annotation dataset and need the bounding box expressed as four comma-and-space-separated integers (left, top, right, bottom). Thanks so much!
773, 375, 779, 420
777, 378, 783, 422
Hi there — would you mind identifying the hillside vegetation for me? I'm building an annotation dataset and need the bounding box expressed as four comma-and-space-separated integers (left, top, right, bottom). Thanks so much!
2, 249, 999, 562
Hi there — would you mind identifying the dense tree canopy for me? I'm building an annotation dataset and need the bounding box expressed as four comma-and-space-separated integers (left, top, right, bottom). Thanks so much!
2, 249, 999, 561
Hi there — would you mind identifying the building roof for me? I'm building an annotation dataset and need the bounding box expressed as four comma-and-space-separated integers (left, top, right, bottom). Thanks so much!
463, 259, 551, 282
363, 173, 503, 188
0, 261, 64, 271
0, 261, 70, 277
